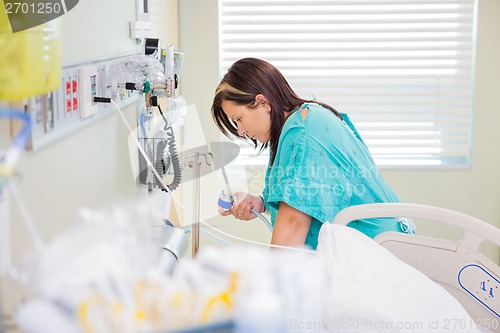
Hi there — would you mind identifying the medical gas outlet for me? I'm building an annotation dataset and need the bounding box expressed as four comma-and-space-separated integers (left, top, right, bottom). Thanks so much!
18, 55, 142, 151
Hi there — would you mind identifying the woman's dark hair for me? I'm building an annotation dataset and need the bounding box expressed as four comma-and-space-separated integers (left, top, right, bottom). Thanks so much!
211, 58, 341, 165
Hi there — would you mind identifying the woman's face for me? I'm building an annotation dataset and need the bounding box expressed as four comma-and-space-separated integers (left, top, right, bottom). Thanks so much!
221, 98, 271, 143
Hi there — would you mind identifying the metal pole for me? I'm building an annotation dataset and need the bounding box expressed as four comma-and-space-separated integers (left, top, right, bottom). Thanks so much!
191, 154, 201, 257
181, 152, 212, 257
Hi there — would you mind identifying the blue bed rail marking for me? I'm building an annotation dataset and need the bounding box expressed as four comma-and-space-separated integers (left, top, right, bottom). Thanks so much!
458, 264, 500, 318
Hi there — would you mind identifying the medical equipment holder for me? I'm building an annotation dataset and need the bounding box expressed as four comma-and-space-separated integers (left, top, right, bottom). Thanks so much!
181, 152, 213, 257
138, 137, 169, 188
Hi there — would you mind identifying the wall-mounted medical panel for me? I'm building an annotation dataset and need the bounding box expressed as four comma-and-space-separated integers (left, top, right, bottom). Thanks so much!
14, 54, 142, 151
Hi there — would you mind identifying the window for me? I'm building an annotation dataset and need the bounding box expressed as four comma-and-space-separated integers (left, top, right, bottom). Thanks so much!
218, 0, 477, 167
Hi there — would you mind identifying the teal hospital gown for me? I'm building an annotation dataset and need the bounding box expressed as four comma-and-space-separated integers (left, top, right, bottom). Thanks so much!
262, 103, 414, 249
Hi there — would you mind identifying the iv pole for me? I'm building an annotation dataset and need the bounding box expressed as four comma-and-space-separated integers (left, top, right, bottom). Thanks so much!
181, 152, 213, 256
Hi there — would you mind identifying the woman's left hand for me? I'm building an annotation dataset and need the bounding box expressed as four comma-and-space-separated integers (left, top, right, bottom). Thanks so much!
228, 192, 263, 220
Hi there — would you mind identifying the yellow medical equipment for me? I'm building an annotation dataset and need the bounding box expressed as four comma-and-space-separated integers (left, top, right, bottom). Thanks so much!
0, 9, 61, 101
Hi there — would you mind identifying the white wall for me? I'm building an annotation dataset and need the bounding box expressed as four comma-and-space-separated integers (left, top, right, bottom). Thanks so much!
179, 0, 500, 260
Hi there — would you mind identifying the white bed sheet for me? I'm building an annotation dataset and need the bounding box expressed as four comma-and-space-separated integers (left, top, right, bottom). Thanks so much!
317, 223, 483, 332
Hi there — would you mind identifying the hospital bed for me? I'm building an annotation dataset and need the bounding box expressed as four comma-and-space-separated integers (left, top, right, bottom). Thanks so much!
332, 203, 500, 332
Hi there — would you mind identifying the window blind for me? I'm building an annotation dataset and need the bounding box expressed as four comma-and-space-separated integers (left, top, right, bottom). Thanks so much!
218, 0, 476, 167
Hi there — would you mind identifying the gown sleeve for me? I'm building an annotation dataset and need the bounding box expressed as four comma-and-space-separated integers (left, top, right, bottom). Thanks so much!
265, 107, 354, 225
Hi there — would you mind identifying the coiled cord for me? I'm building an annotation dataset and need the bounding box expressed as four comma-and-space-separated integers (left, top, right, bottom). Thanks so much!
160, 126, 181, 192
154, 139, 169, 185
146, 97, 182, 192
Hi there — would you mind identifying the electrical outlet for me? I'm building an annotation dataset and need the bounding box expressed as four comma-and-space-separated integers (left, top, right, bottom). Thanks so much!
64, 75, 71, 114
60, 68, 79, 120
78, 66, 99, 119
71, 71, 79, 115
43, 92, 55, 132
29, 95, 44, 134
55, 76, 65, 123
24, 54, 143, 150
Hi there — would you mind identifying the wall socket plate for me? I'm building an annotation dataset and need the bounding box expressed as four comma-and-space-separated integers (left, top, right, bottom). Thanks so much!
79, 66, 99, 119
